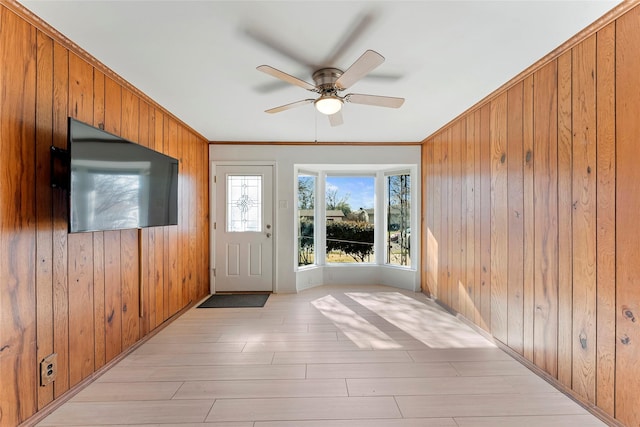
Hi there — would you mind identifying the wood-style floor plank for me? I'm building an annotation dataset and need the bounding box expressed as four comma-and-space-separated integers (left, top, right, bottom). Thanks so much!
37, 285, 605, 427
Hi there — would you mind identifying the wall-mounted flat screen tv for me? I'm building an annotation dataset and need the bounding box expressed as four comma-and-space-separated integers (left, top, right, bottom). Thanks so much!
67, 117, 178, 233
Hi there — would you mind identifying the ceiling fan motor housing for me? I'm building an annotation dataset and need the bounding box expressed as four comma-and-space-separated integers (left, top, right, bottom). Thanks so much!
313, 68, 343, 95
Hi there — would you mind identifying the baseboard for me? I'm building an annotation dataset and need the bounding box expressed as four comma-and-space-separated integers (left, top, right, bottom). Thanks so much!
18, 299, 198, 427
430, 297, 621, 427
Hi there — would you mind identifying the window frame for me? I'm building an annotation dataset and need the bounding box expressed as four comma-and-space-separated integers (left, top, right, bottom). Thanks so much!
294, 165, 416, 272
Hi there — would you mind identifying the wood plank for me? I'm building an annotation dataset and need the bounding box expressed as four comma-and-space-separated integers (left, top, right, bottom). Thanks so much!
615, 7, 640, 426
93, 232, 106, 370
67, 51, 95, 387
152, 109, 167, 326
139, 103, 151, 337
154, 225, 166, 327
120, 229, 140, 350
479, 103, 492, 331
465, 113, 476, 321
93, 70, 106, 370
120, 89, 140, 351
522, 74, 535, 363
440, 129, 450, 307
199, 141, 209, 298
571, 34, 597, 404
556, 49, 573, 389
506, 82, 524, 355
167, 118, 181, 316
103, 230, 122, 362
532, 60, 559, 378
595, 21, 616, 417
102, 76, 124, 363
421, 142, 430, 295
0, 8, 38, 424
52, 40, 70, 398
67, 233, 95, 387
473, 109, 482, 327
68, 52, 93, 123
489, 93, 508, 344
161, 116, 172, 319
450, 121, 464, 314
35, 29, 55, 410
431, 134, 442, 300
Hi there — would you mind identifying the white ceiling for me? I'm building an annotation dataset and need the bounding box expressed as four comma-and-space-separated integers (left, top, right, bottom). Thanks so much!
20, 1, 620, 143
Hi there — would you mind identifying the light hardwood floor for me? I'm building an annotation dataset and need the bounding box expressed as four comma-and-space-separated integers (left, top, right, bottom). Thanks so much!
37, 285, 606, 427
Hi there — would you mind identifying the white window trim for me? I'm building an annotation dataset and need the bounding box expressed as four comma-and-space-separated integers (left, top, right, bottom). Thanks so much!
295, 164, 417, 272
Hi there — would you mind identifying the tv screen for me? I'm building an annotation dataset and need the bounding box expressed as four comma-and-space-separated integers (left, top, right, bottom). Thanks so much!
67, 117, 178, 233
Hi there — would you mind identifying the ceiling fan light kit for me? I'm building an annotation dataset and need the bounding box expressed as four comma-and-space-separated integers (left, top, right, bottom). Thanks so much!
315, 95, 343, 115
257, 49, 404, 126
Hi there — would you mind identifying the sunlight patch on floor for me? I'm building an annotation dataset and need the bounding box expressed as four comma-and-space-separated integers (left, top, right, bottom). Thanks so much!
311, 295, 403, 349
346, 292, 496, 349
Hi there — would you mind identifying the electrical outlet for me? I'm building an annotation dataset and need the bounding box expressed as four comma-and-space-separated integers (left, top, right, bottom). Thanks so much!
40, 353, 57, 386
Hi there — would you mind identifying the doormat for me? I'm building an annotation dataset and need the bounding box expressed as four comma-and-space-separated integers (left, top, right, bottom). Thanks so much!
197, 293, 269, 308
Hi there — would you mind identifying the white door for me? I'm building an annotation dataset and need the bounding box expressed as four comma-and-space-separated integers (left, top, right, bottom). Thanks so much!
213, 165, 273, 292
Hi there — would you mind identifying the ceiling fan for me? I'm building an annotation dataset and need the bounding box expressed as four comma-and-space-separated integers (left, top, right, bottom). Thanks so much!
257, 50, 405, 127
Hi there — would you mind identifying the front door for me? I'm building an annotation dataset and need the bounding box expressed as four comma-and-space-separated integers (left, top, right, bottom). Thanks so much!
213, 165, 273, 292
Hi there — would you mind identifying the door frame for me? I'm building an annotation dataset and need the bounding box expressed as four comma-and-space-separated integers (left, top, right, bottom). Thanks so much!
210, 160, 278, 294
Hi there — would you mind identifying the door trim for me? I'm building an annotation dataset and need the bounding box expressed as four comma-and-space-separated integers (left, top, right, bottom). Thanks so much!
210, 161, 278, 294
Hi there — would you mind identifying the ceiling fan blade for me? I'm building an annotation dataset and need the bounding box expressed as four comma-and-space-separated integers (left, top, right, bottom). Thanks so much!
323, 11, 377, 66
346, 93, 405, 108
257, 65, 317, 91
335, 50, 385, 90
328, 111, 344, 127
244, 27, 317, 69
265, 99, 315, 114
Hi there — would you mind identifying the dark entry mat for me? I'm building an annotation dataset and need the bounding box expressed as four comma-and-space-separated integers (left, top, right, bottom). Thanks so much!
197, 293, 269, 308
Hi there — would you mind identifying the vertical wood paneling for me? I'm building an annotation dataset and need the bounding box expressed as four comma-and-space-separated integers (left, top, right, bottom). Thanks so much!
103, 230, 121, 362
522, 74, 535, 363
139, 102, 151, 338
421, 142, 430, 294
66, 233, 94, 386
595, 21, 616, 417
419, 5, 640, 427
490, 93, 508, 344
440, 130, 450, 306
615, 7, 640, 426
465, 114, 476, 321
451, 122, 463, 314
0, 7, 37, 425
120, 229, 139, 350
1, 5, 210, 424
51, 40, 70, 398
506, 82, 524, 355
35, 29, 55, 410
571, 34, 597, 403
92, 70, 106, 370
67, 51, 95, 387
479, 104, 492, 331
556, 50, 573, 388
432, 134, 442, 300
120, 90, 140, 351
166, 118, 180, 316
533, 60, 559, 378
472, 110, 482, 327
103, 77, 122, 363
92, 232, 105, 370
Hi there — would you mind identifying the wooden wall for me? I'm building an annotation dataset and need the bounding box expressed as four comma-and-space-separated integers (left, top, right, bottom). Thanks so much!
422, 5, 639, 426
0, 3, 210, 426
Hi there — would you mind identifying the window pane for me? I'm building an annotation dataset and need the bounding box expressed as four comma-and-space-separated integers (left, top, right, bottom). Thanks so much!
227, 175, 262, 232
387, 174, 411, 266
298, 174, 315, 266
325, 176, 375, 263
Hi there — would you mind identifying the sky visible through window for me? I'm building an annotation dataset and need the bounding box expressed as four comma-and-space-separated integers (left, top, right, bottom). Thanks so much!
326, 176, 375, 210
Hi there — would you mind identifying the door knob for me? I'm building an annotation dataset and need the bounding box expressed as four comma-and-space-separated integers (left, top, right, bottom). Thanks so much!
266, 233, 272, 238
